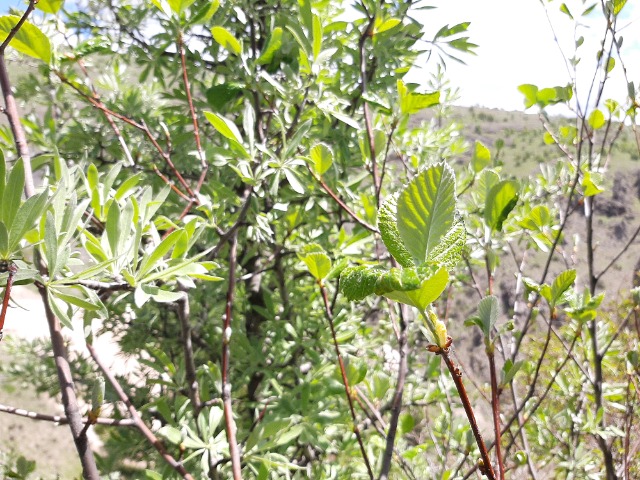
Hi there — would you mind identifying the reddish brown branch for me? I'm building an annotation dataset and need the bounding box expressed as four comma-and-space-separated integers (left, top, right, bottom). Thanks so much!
177, 32, 207, 171
221, 232, 242, 479
320, 283, 374, 479
86, 342, 194, 480
308, 167, 378, 233
487, 350, 504, 479
439, 347, 496, 480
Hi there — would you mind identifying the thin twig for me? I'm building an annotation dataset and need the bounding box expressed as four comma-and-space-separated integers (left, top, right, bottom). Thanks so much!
439, 347, 496, 480
86, 342, 194, 480
0, 403, 135, 427
379, 303, 408, 480
319, 283, 375, 479
221, 232, 243, 480
308, 167, 378, 233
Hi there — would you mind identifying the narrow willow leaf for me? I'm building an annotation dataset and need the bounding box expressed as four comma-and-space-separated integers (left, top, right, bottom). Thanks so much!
3, 158, 25, 228
106, 201, 121, 257
397, 163, 456, 264
8, 191, 48, 252
52, 289, 101, 311
485, 180, 518, 231
257, 27, 283, 64
0, 16, 51, 63
0, 221, 8, 257
312, 14, 322, 60
204, 111, 243, 144
47, 289, 73, 329
0, 150, 5, 210
377, 194, 414, 268
426, 220, 466, 270
137, 229, 184, 279
211, 26, 242, 55
44, 212, 59, 278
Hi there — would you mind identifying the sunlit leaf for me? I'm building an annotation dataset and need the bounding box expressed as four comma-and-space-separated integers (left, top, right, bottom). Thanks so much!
397, 163, 456, 264
0, 16, 51, 63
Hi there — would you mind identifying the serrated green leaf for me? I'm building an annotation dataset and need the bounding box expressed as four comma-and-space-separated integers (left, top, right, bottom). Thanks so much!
397, 163, 456, 264
426, 220, 466, 270
340, 265, 418, 301
518, 84, 538, 109
583, 170, 605, 196
211, 26, 242, 55
0, 16, 51, 63
378, 194, 414, 268
485, 180, 518, 231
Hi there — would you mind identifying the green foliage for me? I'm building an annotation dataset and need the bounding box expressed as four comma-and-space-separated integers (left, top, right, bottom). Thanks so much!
0, 0, 638, 478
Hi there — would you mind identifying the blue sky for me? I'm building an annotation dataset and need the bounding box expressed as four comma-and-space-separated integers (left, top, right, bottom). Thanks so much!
2, 0, 638, 113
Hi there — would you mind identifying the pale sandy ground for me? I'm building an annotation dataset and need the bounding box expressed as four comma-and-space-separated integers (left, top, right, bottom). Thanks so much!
0, 285, 136, 478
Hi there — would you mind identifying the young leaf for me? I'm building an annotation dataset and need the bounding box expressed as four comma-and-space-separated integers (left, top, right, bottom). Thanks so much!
377, 194, 414, 268
0, 16, 51, 63
471, 141, 491, 172
426, 220, 466, 270
397, 162, 456, 264
485, 180, 518, 231
309, 144, 333, 176
466, 295, 498, 338
298, 245, 332, 281
383, 267, 449, 311
550, 269, 576, 307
